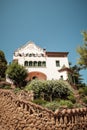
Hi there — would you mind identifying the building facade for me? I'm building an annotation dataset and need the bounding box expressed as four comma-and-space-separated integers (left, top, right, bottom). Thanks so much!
13, 41, 70, 81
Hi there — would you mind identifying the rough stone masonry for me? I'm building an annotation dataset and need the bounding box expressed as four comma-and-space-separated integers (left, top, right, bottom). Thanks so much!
0, 89, 87, 130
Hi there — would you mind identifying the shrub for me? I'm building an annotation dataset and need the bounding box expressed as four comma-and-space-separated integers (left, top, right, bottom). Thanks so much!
0, 81, 11, 89
4, 85, 11, 89
43, 100, 73, 111
78, 88, 84, 95
83, 87, 87, 96
74, 103, 83, 108
83, 97, 87, 104
59, 100, 73, 109
67, 94, 76, 104
52, 80, 71, 99
32, 99, 47, 106
79, 87, 87, 96
44, 101, 60, 111
25, 79, 72, 101
25, 80, 44, 98
13, 87, 21, 94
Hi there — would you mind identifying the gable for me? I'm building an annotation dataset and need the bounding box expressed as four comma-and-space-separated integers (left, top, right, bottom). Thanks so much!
14, 41, 45, 56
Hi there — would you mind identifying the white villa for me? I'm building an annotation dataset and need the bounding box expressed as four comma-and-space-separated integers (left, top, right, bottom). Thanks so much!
13, 41, 71, 81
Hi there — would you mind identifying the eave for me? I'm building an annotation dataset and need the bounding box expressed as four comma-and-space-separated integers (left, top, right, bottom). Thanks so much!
46, 52, 69, 57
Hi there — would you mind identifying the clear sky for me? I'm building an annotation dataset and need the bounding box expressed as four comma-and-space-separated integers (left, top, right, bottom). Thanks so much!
0, 0, 87, 83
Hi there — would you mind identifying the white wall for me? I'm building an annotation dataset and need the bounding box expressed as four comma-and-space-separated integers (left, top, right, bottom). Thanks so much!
13, 42, 69, 80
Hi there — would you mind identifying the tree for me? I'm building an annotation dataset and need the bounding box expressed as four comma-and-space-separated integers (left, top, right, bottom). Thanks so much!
0, 50, 7, 79
69, 63, 83, 88
77, 31, 87, 69
6, 62, 28, 88
25, 80, 71, 101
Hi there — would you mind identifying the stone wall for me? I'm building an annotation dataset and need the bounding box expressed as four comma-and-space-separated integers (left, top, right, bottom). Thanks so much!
16, 90, 34, 101
0, 89, 87, 130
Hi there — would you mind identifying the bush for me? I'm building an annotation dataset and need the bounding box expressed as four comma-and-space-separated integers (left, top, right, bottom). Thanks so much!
0, 81, 11, 89
59, 100, 73, 109
13, 87, 21, 94
83, 87, 87, 96
43, 100, 73, 111
79, 87, 87, 96
83, 97, 87, 104
4, 85, 11, 89
44, 101, 60, 111
32, 99, 47, 106
0, 78, 5, 82
78, 88, 84, 95
25, 79, 72, 101
67, 94, 76, 104
74, 103, 83, 108
25, 80, 44, 98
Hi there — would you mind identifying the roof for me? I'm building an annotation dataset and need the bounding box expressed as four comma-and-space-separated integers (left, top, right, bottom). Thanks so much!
59, 67, 73, 73
14, 41, 44, 53
46, 52, 69, 57
14, 41, 69, 57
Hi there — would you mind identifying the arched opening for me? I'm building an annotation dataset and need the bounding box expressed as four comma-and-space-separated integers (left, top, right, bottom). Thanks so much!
24, 61, 28, 66
29, 61, 33, 66
38, 61, 41, 66
34, 61, 38, 67
42, 61, 46, 67
27, 71, 47, 81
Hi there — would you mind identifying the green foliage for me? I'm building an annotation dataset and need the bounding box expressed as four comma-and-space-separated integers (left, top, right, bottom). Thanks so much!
41, 100, 73, 111
0, 50, 7, 79
6, 62, 28, 88
44, 101, 61, 111
4, 85, 11, 89
78, 88, 84, 95
0, 81, 11, 89
69, 63, 83, 86
52, 80, 70, 99
25, 79, 72, 101
82, 31, 87, 42
32, 99, 47, 106
25, 80, 44, 98
13, 87, 21, 94
74, 103, 83, 108
77, 31, 87, 69
67, 93, 76, 104
82, 97, 87, 104
59, 100, 73, 109
78, 87, 87, 96
83, 87, 87, 96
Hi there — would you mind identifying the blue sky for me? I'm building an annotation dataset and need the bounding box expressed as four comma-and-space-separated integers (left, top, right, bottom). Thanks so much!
0, 0, 87, 83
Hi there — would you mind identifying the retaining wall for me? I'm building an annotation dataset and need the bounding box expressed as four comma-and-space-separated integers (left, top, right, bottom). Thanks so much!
0, 89, 87, 130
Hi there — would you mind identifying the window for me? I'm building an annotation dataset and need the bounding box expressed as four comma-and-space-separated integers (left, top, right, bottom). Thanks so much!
34, 61, 38, 66
29, 54, 32, 57
32, 53, 35, 57
41, 53, 44, 57
42, 61, 46, 67
26, 53, 28, 57
24, 61, 46, 67
56, 60, 60, 67
38, 61, 41, 66
29, 61, 32, 66
24, 61, 28, 66
60, 75, 63, 80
